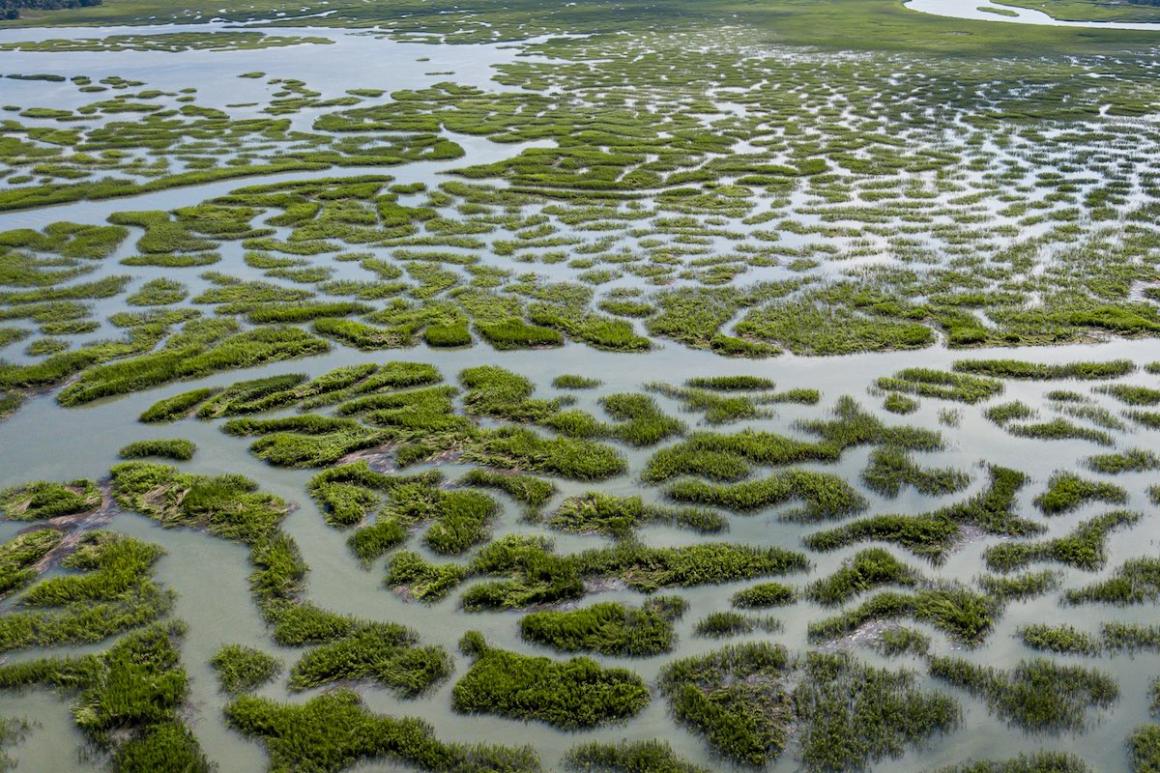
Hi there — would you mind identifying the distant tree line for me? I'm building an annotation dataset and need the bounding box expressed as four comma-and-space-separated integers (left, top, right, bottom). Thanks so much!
1126, 0, 1160, 6
1, 0, 101, 20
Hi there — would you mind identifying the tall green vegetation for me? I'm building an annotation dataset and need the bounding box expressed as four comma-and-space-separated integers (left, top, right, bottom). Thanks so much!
452, 632, 649, 728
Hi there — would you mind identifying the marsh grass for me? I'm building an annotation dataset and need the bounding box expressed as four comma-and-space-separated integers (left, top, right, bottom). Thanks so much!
111, 462, 288, 544
118, 438, 196, 461
138, 387, 220, 423
928, 656, 1117, 732
288, 623, 451, 696
553, 374, 601, 389
805, 547, 921, 605
226, 689, 539, 772
0, 622, 209, 770
953, 359, 1133, 380
1095, 384, 1160, 406
459, 469, 556, 516
1007, 418, 1113, 446
659, 643, 957, 768
1064, 557, 1160, 605
1018, 624, 1102, 656
1033, 472, 1127, 515
792, 652, 959, 771
386, 551, 468, 602
563, 740, 707, 773
549, 492, 725, 536
1084, 449, 1160, 474
210, 644, 281, 694
806, 466, 1036, 563
884, 393, 918, 414
731, 582, 796, 609
939, 751, 1091, 772
465, 427, 627, 480
876, 368, 1002, 404
693, 610, 781, 638
862, 447, 969, 497
1129, 726, 1160, 773
977, 570, 1060, 601
658, 642, 792, 766
0, 529, 61, 596
0, 479, 100, 520
453, 632, 649, 728
873, 626, 931, 657
666, 469, 865, 521
808, 584, 999, 645
520, 598, 682, 656
983, 510, 1140, 572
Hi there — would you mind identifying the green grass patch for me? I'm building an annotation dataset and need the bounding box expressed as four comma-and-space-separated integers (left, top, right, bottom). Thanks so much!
210, 644, 281, 695
929, 656, 1116, 732
118, 438, 195, 461
453, 631, 649, 728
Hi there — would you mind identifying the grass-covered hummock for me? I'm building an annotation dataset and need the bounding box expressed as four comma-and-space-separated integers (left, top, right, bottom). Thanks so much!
983, 510, 1140, 573
465, 427, 627, 480
1129, 726, 1160, 773
1085, 449, 1160, 475
805, 465, 1037, 563
452, 631, 649, 728
731, 582, 796, 609
287, 621, 451, 697
659, 643, 958, 768
1017, 624, 1102, 656
807, 585, 999, 646
861, 447, 969, 498
0, 531, 172, 652
665, 469, 866, 521
792, 652, 959, 771
928, 656, 1117, 732
1033, 472, 1127, 515
0, 622, 210, 771
563, 740, 706, 773
805, 547, 921, 605
0, 528, 62, 596
953, 359, 1134, 380
210, 644, 282, 694
553, 374, 601, 389
977, 570, 1061, 602
1064, 557, 1160, 605
226, 689, 540, 772
459, 469, 556, 515
658, 642, 792, 766
0, 479, 100, 520
520, 598, 683, 656
385, 551, 468, 602
693, 610, 781, 638
549, 492, 726, 536
118, 438, 196, 461
872, 626, 931, 657
138, 387, 220, 423
111, 462, 288, 544
876, 368, 1003, 404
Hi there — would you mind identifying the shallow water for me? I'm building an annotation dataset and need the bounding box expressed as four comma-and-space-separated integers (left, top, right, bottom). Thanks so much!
3, 337, 1160, 770
906, 0, 1160, 30
1, 15, 1159, 773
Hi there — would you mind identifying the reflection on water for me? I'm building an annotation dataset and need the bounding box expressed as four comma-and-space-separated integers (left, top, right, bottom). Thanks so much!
906, 0, 1160, 30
